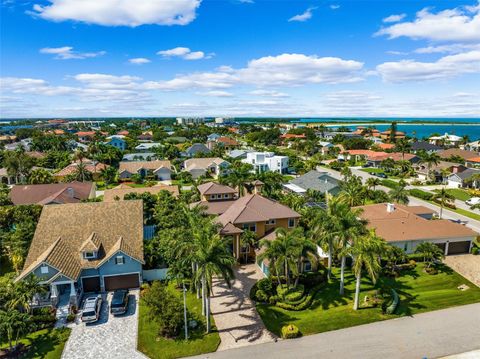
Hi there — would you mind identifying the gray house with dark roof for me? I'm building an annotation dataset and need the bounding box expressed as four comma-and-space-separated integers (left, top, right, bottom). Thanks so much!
447, 168, 480, 189
182, 143, 211, 157
283, 170, 341, 195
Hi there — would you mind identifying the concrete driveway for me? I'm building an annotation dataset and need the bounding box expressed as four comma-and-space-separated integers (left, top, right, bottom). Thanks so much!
210, 265, 276, 351
444, 254, 480, 287
62, 290, 145, 359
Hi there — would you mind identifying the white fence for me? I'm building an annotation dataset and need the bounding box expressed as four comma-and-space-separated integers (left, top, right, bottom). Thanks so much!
143, 268, 169, 281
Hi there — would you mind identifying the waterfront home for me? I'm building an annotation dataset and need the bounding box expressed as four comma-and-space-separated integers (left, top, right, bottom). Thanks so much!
182, 157, 230, 179
10, 182, 96, 205
283, 170, 341, 196
355, 203, 478, 255
118, 160, 172, 181
379, 129, 405, 141
207, 136, 239, 151
15, 201, 144, 309
429, 133, 463, 147
103, 183, 179, 202
410, 141, 443, 154
462, 140, 480, 152
242, 152, 289, 174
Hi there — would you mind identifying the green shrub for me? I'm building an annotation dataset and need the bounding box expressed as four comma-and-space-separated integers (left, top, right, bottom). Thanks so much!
408, 253, 427, 262
257, 278, 274, 296
256, 290, 269, 302
275, 283, 325, 311
281, 324, 301, 339
276, 284, 290, 298
269, 295, 279, 305
381, 179, 399, 189
409, 189, 433, 201
299, 271, 326, 288
66, 314, 76, 323
472, 247, 479, 255
284, 285, 305, 302
425, 266, 439, 275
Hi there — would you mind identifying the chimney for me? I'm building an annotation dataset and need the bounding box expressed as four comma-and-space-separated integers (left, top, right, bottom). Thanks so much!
387, 203, 395, 213
66, 187, 74, 198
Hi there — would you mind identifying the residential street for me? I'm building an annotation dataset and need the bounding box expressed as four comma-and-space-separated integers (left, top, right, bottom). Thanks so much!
189, 303, 480, 359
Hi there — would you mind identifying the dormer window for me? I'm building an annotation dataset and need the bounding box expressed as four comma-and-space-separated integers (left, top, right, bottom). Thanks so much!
83, 251, 97, 259
115, 256, 125, 265
40, 265, 49, 274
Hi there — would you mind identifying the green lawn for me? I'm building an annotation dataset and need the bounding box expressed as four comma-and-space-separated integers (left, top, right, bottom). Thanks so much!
435, 188, 472, 202
257, 264, 480, 337
138, 283, 220, 359
0, 328, 71, 359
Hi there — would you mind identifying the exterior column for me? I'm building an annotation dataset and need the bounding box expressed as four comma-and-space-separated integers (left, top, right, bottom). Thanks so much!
445, 242, 449, 256
236, 234, 240, 259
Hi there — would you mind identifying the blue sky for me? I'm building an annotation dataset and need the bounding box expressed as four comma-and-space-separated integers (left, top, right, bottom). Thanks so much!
1, 0, 479, 118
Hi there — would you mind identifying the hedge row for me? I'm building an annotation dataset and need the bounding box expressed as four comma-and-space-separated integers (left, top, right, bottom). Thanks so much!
381, 179, 399, 189
275, 283, 325, 311
409, 189, 433, 200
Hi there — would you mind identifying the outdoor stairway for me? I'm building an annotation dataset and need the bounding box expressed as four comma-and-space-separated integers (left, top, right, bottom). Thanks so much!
54, 295, 70, 328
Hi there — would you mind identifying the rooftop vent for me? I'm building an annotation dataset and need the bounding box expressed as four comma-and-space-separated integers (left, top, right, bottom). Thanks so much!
387, 203, 395, 213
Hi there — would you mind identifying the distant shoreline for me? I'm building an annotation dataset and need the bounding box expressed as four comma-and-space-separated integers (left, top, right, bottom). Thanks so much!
319, 122, 480, 127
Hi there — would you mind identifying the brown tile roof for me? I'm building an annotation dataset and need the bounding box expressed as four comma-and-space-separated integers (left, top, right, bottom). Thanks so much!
439, 148, 479, 160
119, 160, 171, 174
218, 194, 300, 226
217, 136, 239, 146
103, 184, 179, 202
10, 182, 95, 205
354, 203, 478, 242
220, 222, 244, 235
17, 201, 144, 282
54, 161, 107, 178
183, 157, 228, 171
26, 151, 47, 159
197, 182, 236, 196
191, 200, 236, 215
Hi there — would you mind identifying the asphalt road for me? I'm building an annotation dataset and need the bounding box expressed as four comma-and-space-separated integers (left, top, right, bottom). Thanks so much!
190, 303, 480, 359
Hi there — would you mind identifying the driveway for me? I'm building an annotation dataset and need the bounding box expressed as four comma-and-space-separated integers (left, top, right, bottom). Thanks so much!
210, 264, 276, 351
190, 302, 480, 359
62, 290, 145, 359
444, 255, 480, 287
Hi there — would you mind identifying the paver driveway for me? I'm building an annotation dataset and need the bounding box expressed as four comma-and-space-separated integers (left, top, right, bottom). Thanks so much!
62, 290, 145, 359
444, 254, 480, 287
210, 264, 276, 351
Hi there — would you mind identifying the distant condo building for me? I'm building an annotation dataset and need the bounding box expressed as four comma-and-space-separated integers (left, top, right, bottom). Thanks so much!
176, 117, 205, 126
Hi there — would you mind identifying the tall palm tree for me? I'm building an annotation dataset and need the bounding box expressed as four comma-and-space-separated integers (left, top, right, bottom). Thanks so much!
29, 168, 54, 184
310, 202, 337, 280
380, 158, 396, 173
240, 230, 257, 264
415, 242, 444, 268
348, 230, 385, 310
433, 188, 454, 219
366, 177, 381, 191
389, 180, 409, 204
293, 232, 318, 287
395, 138, 411, 160
0, 310, 33, 351
339, 175, 366, 207
418, 151, 441, 179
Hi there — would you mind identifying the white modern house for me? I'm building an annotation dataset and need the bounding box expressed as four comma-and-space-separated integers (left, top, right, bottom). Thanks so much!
429, 133, 463, 147
242, 152, 289, 174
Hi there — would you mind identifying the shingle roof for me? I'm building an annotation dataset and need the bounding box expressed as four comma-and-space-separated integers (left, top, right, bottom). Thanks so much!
288, 170, 340, 194
191, 200, 236, 215
119, 160, 171, 174
17, 201, 144, 282
453, 168, 480, 180
103, 184, 179, 202
439, 148, 479, 160
354, 203, 477, 242
10, 182, 94, 205
184, 157, 228, 171
218, 194, 300, 226
411, 141, 443, 152
186, 143, 211, 155
197, 182, 236, 196
217, 137, 239, 146
54, 161, 107, 178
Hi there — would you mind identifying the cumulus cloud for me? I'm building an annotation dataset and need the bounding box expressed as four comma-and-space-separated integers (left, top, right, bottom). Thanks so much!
288, 7, 317, 22
30, 0, 201, 27
376, 3, 480, 42
376, 50, 480, 82
128, 57, 151, 64
330, 5, 340, 10
382, 13, 406, 23
156, 47, 212, 60
249, 89, 289, 98
146, 53, 364, 90
196, 90, 233, 97
414, 43, 480, 54
39, 46, 105, 60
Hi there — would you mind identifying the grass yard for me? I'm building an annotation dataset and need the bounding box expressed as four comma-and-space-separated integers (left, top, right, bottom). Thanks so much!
0, 328, 71, 359
257, 264, 480, 337
138, 283, 220, 359
436, 188, 472, 202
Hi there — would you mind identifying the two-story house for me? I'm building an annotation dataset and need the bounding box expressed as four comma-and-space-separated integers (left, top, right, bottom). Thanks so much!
104, 135, 127, 151
242, 152, 289, 174
15, 201, 144, 310
191, 182, 238, 215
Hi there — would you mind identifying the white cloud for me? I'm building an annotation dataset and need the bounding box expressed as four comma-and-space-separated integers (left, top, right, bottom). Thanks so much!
196, 90, 233, 97
386, 50, 408, 55
30, 0, 201, 27
128, 57, 151, 64
146, 53, 364, 90
330, 5, 340, 10
414, 43, 480, 54
73, 73, 142, 89
382, 13, 406, 23
288, 7, 316, 22
249, 89, 289, 98
156, 47, 211, 60
376, 50, 480, 82
39, 46, 105, 60
376, 3, 480, 42
0, 77, 77, 95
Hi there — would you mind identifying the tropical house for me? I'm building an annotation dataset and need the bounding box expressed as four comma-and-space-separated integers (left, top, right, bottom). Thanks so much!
104, 135, 127, 151
10, 182, 96, 205
447, 168, 480, 189
429, 133, 463, 147
182, 157, 230, 179
134, 142, 162, 152
283, 170, 341, 196
242, 152, 289, 174
190, 182, 238, 215
118, 160, 172, 181
15, 201, 144, 309
182, 143, 211, 157
103, 183, 179, 202
54, 159, 108, 181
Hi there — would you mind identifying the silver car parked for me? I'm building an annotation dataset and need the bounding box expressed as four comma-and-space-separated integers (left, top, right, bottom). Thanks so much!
81, 296, 102, 323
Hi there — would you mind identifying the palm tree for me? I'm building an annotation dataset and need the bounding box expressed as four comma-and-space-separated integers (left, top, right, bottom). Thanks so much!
366, 177, 380, 191
101, 166, 118, 185
293, 232, 318, 287
73, 161, 93, 182
310, 206, 336, 280
418, 152, 441, 179
348, 230, 385, 310
395, 138, 411, 160
0, 310, 32, 351
258, 227, 300, 288
415, 242, 444, 268
240, 230, 257, 264
380, 158, 396, 173
8, 275, 45, 313
340, 166, 352, 180
432, 188, 454, 219
339, 175, 366, 207
389, 180, 409, 204
29, 168, 53, 184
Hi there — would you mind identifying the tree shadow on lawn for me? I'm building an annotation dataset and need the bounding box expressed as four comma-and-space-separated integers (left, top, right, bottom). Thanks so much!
256, 305, 299, 336
26, 330, 65, 359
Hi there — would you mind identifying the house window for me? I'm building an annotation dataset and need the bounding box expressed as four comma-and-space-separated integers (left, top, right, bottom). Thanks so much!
288, 218, 295, 228
210, 194, 217, 200
224, 194, 229, 199
243, 223, 256, 232
115, 256, 125, 265
40, 265, 49, 274
304, 261, 312, 272
83, 251, 96, 259
266, 219, 276, 225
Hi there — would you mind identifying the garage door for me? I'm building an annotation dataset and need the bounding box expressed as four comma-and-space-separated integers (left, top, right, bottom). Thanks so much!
447, 241, 471, 255
435, 243, 446, 253
104, 273, 140, 291
82, 276, 100, 292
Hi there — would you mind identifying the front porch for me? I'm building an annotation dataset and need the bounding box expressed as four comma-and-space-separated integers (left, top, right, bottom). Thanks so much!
31, 280, 82, 310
